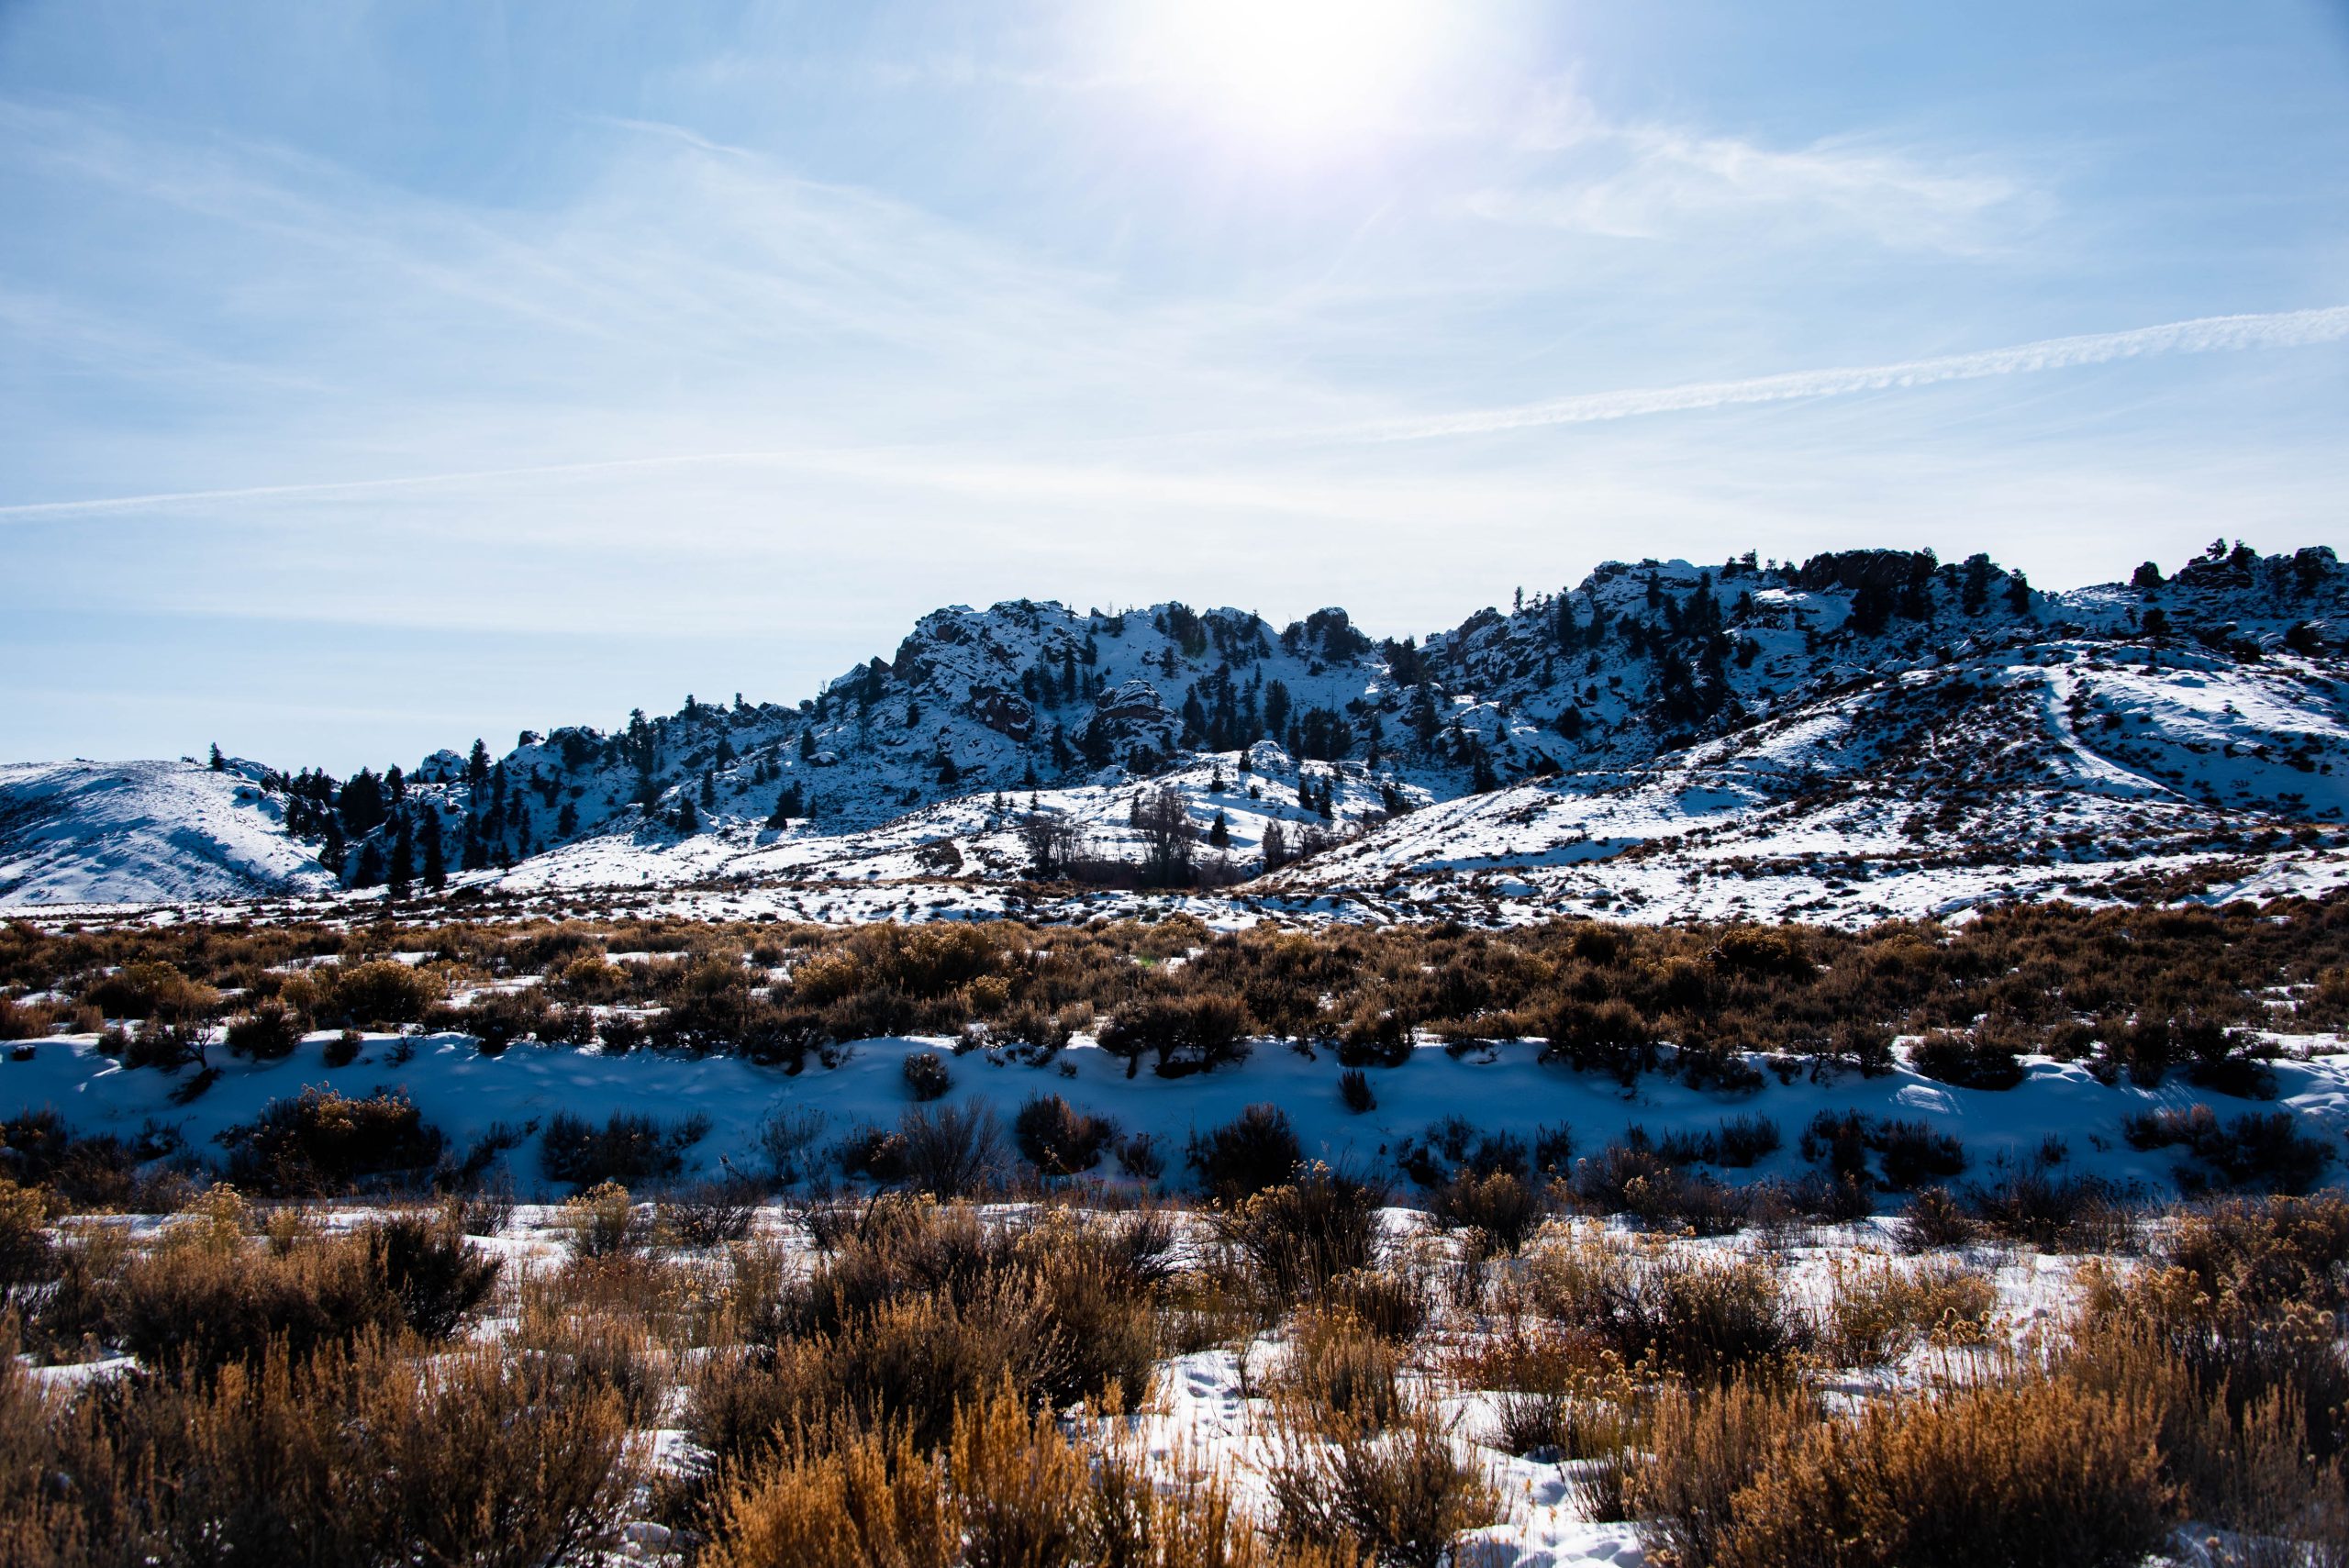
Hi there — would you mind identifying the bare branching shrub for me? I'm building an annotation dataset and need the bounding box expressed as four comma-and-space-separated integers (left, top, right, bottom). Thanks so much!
1187, 1103, 1303, 1202
1964, 1168, 2134, 1252
541, 1108, 709, 1190
1211, 1165, 1385, 1308
2124, 1105, 2332, 1194
1325, 1258, 1432, 1344
1907, 1031, 2027, 1090
1013, 1094, 1118, 1178
755, 1104, 829, 1186
1532, 1232, 1800, 1384
659, 1177, 763, 1247
1266, 1407, 1502, 1568
1898, 1185, 1978, 1251
90, 1215, 406, 1381
365, 1208, 502, 1339
33, 1336, 633, 1567
898, 1104, 1008, 1197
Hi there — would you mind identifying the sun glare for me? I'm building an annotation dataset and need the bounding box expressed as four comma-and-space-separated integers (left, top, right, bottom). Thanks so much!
1137, 0, 1444, 147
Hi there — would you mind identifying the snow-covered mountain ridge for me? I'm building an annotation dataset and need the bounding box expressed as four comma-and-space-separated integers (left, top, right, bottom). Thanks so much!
6, 539, 2347, 923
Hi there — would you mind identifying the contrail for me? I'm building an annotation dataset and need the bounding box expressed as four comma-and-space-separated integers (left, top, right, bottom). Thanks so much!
1343, 304, 2349, 441
0, 451, 796, 519
2, 305, 2343, 518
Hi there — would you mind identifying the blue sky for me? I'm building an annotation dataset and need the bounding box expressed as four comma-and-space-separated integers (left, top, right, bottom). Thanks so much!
3, 1, 2345, 772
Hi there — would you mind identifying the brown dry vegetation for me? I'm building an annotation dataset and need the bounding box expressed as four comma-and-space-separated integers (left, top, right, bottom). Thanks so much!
8, 894, 2349, 1088
2, 1178, 2349, 1564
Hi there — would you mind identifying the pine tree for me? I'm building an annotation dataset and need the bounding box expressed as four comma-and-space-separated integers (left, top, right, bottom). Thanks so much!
699, 769, 717, 808
674, 796, 699, 835
387, 816, 415, 899
1471, 746, 1500, 794
799, 730, 818, 762
339, 770, 387, 837
769, 781, 804, 827
467, 740, 491, 792
208, 743, 225, 772
556, 801, 578, 837
320, 817, 347, 875
1208, 809, 1230, 848
353, 841, 385, 887
420, 812, 447, 892
937, 752, 961, 787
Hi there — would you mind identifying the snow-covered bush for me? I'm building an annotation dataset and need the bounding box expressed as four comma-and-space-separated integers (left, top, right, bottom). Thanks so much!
900, 1049, 952, 1101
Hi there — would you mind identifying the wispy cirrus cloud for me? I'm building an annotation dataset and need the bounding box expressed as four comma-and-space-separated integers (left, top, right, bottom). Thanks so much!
1467, 87, 2035, 253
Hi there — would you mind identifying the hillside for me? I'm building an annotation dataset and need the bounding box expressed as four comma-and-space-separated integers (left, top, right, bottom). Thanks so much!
3, 539, 2344, 922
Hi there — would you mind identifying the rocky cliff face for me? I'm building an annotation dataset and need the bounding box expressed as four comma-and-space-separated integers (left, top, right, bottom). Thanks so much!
4, 541, 2344, 912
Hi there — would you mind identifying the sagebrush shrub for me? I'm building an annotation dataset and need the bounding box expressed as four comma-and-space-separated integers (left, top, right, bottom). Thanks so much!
1429, 1170, 1546, 1259
1706, 1377, 2170, 1568
1211, 1165, 1384, 1307
1187, 1104, 1303, 1202
1013, 1095, 1117, 1177
217, 1085, 444, 1196
540, 1108, 709, 1189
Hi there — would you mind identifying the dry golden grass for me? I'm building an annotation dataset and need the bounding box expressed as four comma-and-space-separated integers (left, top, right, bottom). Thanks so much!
1707, 1376, 2169, 1568
700, 1383, 1351, 1568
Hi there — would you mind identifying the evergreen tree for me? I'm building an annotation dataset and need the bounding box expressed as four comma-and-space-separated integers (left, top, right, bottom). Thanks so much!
674, 796, 699, 834
467, 740, 491, 792
387, 816, 415, 899
420, 812, 447, 892
1208, 809, 1230, 849
1470, 746, 1500, 794
769, 781, 805, 827
799, 730, 818, 762
937, 752, 961, 787
353, 841, 385, 887
208, 743, 225, 771
319, 817, 347, 875
699, 769, 718, 808
557, 801, 578, 836
339, 770, 387, 837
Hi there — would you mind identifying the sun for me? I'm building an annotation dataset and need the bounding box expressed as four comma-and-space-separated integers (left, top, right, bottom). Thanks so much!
1133, 0, 1444, 147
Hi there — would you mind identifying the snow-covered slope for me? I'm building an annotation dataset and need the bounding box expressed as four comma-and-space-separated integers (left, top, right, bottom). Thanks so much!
0, 759, 337, 906
9, 1021, 2346, 1203
4, 539, 2345, 919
